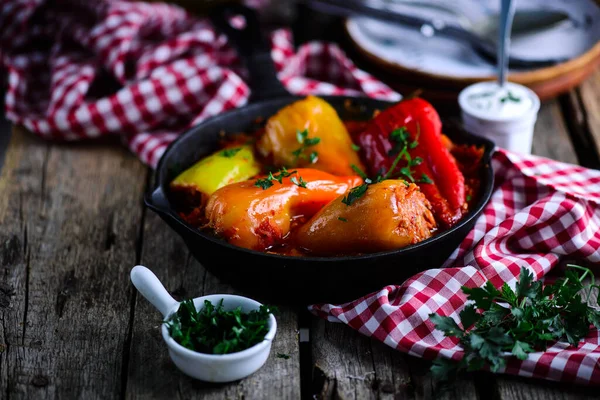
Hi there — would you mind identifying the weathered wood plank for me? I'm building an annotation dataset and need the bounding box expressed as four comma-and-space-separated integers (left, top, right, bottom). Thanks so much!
0, 126, 147, 399
310, 319, 479, 400
124, 201, 302, 399
577, 67, 600, 165
557, 68, 600, 170
532, 100, 578, 165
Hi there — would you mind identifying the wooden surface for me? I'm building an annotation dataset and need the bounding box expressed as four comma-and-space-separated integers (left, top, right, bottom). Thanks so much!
2, 38, 600, 400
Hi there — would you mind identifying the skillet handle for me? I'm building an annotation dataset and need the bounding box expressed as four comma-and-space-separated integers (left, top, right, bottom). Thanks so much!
144, 186, 184, 232
209, 3, 290, 103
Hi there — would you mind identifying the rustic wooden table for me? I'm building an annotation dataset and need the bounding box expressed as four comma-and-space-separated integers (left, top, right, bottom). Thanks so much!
2, 28, 600, 400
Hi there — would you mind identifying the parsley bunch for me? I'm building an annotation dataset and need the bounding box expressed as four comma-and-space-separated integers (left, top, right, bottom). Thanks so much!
165, 299, 275, 354
429, 265, 600, 383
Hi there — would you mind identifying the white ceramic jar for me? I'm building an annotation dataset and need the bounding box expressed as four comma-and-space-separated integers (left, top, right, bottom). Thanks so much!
458, 81, 541, 155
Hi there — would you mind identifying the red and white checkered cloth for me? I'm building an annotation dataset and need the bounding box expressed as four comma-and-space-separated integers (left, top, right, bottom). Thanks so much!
1, 0, 398, 167
311, 150, 600, 385
3, 0, 600, 386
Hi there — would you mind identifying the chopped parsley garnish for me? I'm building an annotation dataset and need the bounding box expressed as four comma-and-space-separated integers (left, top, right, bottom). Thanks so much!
417, 173, 433, 184
220, 147, 242, 158
292, 129, 320, 164
338, 217, 348, 222
499, 91, 521, 103
254, 167, 296, 190
342, 181, 370, 206
351, 143, 361, 151
466, 194, 472, 202
291, 175, 307, 188
429, 264, 600, 387
342, 124, 432, 206
383, 124, 431, 184
165, 298, 276, 354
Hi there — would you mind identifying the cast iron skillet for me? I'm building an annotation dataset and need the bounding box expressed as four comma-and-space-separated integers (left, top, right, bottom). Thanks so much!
145, 3, 495, 305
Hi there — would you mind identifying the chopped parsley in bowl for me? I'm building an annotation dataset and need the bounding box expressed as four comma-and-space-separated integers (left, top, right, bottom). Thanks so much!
165, 298, 276, 354
159, 294, 278, 382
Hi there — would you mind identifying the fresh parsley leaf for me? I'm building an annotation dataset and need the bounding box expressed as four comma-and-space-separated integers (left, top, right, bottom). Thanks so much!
220, 147, 242, 158
254, 167, 296, 190
291, 175, 307, 188
351, 143, 360, 151
338, 217, 348, 222
429, 264, 600, 386
255, 177, 274, 190
304, 137, 321, 146
512, 340, 533, 360
293, 129, 320, 164
515, 267, 535, 299
296, 129, 308, 143
428, 314, 464, 338
342, 183, 369, 206
165, 299, 274, 355
417, 173, 433, 184
500, 91, 521, 103
459, 304, 480, 330
400, 166, 415, 182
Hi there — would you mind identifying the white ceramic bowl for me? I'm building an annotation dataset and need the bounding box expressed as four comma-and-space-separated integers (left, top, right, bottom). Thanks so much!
130, 265, 277, 383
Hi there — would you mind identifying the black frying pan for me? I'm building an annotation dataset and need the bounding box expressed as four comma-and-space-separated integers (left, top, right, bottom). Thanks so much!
145, 3, 495, 305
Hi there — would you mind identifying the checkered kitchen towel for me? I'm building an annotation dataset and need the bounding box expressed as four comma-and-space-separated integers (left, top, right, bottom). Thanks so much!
3, 0, 600, 385
311, 150, 600, 385
1, 0, 398, 167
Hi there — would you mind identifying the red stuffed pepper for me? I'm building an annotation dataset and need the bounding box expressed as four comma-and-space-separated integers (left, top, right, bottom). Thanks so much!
355, 97, 466, 228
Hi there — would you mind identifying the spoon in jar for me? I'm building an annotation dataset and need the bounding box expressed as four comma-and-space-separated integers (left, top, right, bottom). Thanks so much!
497, 0, 517, 87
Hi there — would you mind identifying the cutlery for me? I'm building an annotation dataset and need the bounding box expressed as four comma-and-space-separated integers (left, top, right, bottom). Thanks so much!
303, 0, 572, 68
497, 0, 516, 85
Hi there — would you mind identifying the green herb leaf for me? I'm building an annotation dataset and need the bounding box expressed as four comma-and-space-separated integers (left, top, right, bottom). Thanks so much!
500, 91, 521, 103
293, 129, 320, 164
220, 147, 242, 158
459, 304, 480, 330
165, 299, 274, 355
512, 340, 533, 360
417, 173, 433, 184
338, 217, 348, 222
276, 353, 291, 360
254, 178, 274, 190
296, 129, 308, 143
254, 167, 296, 190
351, 143, 361, 151
429, 264, 600, 387
291, 175, 308, 188
429, 314, 464, 338
342, 183, 369, 206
